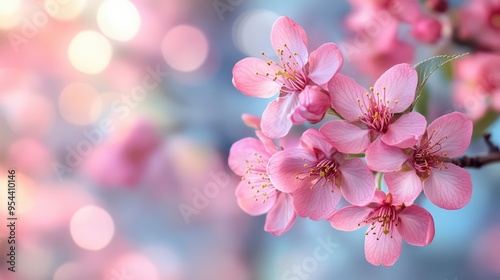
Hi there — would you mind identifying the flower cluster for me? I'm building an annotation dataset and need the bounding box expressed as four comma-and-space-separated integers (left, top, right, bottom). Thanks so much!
343, 0, 444, 78
229, 16, 473, 266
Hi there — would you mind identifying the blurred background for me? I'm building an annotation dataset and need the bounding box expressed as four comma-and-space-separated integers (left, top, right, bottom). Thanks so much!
0, 0, 499, 279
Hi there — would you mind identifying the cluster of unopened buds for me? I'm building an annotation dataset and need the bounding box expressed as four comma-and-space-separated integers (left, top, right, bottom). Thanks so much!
228, 16, 474, 266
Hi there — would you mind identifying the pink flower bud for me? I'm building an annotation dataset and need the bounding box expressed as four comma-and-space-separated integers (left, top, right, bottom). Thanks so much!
293, 86, 331, 124
411, 17, 442, 44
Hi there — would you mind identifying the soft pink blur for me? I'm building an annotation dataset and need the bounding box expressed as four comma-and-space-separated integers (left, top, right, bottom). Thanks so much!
454, 53, 500, 120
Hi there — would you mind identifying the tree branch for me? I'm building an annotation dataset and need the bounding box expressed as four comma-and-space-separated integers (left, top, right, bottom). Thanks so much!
451, 134, 500, 168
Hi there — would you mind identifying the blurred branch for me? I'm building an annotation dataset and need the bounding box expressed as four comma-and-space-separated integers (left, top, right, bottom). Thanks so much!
452, 134, 500, 168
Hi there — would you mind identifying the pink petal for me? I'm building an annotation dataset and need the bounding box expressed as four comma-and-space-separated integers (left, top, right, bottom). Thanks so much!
278, 135, 300, 150
398, 204, 435, 246
228, 138, 269, 175
255, 131, 279, 155
308, 43, 343, 85
294, 86, 330, 123
373, 190, 389, 204
300, 128, 337, 158
381, 112, 427, 148
271, 16, 308, 67
364, 227, 403, 266
329, 205, 372, 231
268, 149, 316, 193
241, 113, 261, 130
261, 93, 300, 139
232, 57, 281, 98
373, 63, 418, 113
423, 163, 472, 210
426, 112, 472, 158
292, 180, 342, 220
264, 193, 297, 236
338, 158, 376, 206
235, 181, 277, 216
396, 0, 425, 23
365, 138, 408, 172
385, 170, 422, 206
328, 73, 367, 121
320, 120, 370, 154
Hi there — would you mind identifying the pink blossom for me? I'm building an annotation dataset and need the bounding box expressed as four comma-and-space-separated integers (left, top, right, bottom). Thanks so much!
228, 130, 296, 236
346, 0, 441, 44
346, 0, 422, 24
346, 23, 415, 79
367, 112, 473, 209
410, 17, 442, 44
83, 119, 161, 187
454, 53, 500, 120
321, 64, 426, 155
457, 0, 500, 51
232, 16, 343, 138
267, 129, 375, 220
329, 191, 435, 266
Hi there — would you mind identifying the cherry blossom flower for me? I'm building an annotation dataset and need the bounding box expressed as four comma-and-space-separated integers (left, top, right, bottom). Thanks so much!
345, 22, 415, 79
268, 129, 375, 220
367, 112, 473, 209
329, 191, 435, 266
454, 53, 500, 120
410, 17, 442, 44
321, 63, 426, 155
232, 16, 343, 138
346, 0, 441, 44
457, 0, 500, 51
228, 130, 296, 236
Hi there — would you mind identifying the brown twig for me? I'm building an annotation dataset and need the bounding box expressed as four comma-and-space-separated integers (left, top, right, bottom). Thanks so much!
451, 134, 500, 168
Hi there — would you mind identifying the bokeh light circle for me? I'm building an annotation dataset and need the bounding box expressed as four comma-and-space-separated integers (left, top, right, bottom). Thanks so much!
44, 0, 87, 21
70, 205, 115, 250
53, 262, 89, 280
1, 91, 55, 137
161, 25, 209, 72
106, 253, 159, 280
68, 30, 113, 74
59, 82, 103, 125
232, 10, 280, 56
97, 0, 141, 41
0, 0, 22, 29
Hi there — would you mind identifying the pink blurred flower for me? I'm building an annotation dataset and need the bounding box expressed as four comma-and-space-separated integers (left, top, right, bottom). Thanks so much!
410, 17, 442, 44
346, 22, 415, 79
241, 113, 262, 130
454, 53, 500, 120
84, 119, 161, 187
346, 0, 441, 44
232, 16, 343, 138
457, 0, 500, 51
268, 129, 375, 220
228, 130, 296, 236
321, 64, 426, 154
367, 112, 473, 209
329, 191, 435, 266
